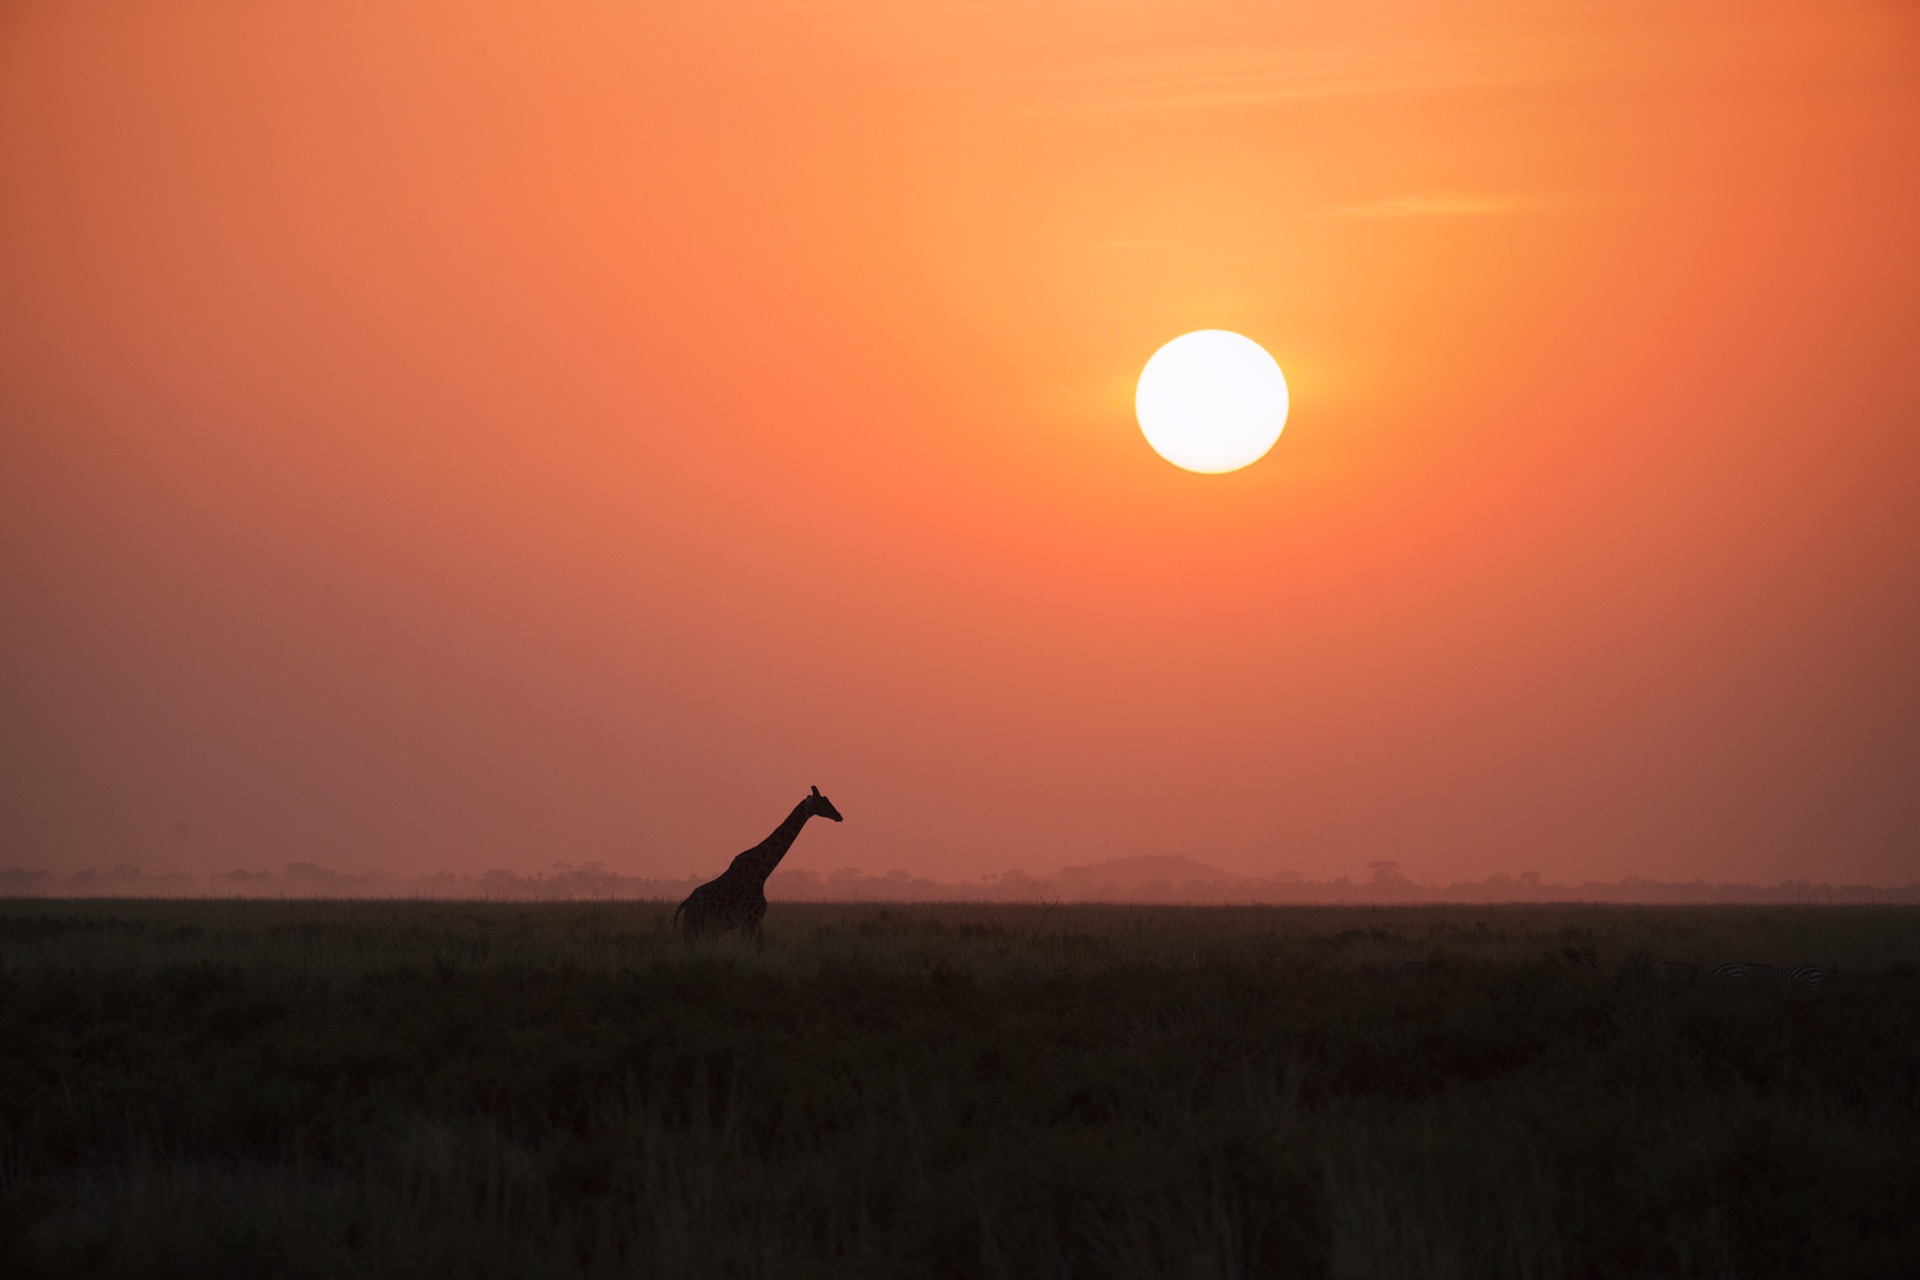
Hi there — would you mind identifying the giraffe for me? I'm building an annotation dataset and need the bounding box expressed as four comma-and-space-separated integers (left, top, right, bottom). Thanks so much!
674, 786, 843, 942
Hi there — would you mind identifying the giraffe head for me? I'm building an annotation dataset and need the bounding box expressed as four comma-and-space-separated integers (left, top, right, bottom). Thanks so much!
807, 785, 844, 822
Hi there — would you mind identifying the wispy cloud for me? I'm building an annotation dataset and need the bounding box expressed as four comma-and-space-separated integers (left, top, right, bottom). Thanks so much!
1328, 193, 1553, 218
1000, 37, 1585, 115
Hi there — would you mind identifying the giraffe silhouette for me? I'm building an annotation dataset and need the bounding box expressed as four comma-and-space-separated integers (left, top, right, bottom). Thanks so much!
674, 786, 843, 942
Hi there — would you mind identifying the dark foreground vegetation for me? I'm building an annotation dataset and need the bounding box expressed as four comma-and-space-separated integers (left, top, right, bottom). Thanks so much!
1, 900, 1916, 1279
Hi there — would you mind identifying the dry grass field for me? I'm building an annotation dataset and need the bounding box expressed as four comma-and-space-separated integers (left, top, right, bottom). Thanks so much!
2, 899, 1916, 1278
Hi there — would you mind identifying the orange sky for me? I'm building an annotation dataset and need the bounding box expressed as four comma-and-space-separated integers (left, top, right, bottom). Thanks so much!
3, 0, 1917, 886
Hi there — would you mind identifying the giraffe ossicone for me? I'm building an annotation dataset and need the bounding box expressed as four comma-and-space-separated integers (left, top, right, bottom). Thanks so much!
674, 787, 843, 943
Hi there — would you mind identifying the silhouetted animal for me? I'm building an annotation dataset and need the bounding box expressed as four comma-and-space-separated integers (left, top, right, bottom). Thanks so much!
674, 787, 843, 943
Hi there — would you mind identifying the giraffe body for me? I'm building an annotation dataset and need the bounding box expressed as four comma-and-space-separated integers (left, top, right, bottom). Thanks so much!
675, 787, 843, 942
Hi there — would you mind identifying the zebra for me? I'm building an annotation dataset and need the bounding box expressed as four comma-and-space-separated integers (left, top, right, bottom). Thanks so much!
1785, 964, 1831, 984
1709, 962, 1746, 979
1659, 961, 1698, 979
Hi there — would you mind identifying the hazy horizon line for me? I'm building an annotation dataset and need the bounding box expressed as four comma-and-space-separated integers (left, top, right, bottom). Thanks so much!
5, 858, 1916, 906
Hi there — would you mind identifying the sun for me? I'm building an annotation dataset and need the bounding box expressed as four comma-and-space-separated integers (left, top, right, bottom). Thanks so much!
1135, 331, 1290, 474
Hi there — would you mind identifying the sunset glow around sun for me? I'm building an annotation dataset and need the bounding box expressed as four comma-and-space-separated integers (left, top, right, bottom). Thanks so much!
0, 0, 1916, 893
1135, 331, 1290, 473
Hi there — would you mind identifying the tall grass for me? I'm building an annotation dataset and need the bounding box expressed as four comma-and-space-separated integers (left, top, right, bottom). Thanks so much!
2, 900, 1915, 1278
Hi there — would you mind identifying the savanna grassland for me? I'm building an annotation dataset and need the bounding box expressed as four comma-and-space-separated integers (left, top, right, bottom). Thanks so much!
1, 900, 1916, 1279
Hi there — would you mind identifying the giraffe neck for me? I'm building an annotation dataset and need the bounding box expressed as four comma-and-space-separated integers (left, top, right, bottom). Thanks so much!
730, 800, 814, 888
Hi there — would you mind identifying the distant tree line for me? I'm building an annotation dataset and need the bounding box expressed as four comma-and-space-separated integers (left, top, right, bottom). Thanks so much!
4, 856, 1916, 904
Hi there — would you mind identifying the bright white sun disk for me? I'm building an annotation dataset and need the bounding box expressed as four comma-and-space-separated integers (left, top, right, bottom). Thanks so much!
1135, 330, 1289, 474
